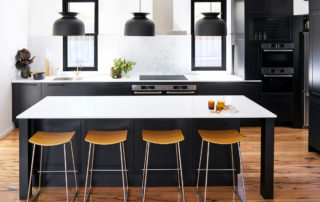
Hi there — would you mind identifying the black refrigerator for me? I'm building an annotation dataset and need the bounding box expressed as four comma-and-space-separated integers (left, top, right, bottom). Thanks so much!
309, 1, 320, 153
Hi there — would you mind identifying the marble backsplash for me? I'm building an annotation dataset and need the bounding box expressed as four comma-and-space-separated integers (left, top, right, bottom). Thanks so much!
27, 35, 231, 77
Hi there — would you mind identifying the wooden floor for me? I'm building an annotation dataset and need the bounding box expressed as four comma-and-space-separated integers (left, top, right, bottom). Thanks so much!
1, 127, 320, 201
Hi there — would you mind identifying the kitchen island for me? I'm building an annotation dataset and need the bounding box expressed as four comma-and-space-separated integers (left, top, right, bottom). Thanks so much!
17, 95, 276, 200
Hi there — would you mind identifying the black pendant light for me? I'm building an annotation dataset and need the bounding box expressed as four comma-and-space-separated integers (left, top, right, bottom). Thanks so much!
195, 3, 227, 36
124, 0, 155, 36
53, 12, 85, 36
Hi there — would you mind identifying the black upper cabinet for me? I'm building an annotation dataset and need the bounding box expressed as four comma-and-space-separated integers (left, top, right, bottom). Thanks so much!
245, 41, 261, 80
268, 0, 293, 17
246, 0, 293, 17
310, 0, 320, 11
246, 0, 268, 15
310, 12, 320, 94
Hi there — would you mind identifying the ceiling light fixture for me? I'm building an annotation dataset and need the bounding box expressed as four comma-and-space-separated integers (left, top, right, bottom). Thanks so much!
124, 0, 155, 36
195, 3, 227, 36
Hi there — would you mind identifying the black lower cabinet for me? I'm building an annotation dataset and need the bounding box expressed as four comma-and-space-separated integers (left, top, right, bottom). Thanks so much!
12, 83, 42, 127
42, 83, 69, 97
261, 93, 294, 125
69, 83, 132, 96
309, 96, 320, 153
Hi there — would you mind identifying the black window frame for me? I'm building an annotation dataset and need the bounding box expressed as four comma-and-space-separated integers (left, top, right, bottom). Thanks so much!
191, 0, 227, 71
63, 0, 99, 71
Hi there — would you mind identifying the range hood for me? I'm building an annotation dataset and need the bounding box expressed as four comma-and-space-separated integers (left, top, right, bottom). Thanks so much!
153, 0, 187, 35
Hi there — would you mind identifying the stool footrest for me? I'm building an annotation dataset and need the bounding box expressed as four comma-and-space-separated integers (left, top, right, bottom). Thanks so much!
197, 168, 236, 172
90, 169, 128, 172
141, 168, 181, 171
37, 170, 78, 173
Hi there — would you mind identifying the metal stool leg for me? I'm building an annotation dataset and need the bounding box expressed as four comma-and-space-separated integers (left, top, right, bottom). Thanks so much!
70, 141, 78, 202
89, 144, 95, 191
84, 143, 92, 202
142, 142, 150, 202
238, 143, 247, 202
27, 144, 36, 202
204, 142, 210, 202
231, 144, 237, 193
141, 143, 148, 192
120, 143, 127, 202
175, 143, 181, 193
121, 142, 129, 200
177, 142, 185, 202
33, 146, 43, 200
196, 140, 204, 195
63, 144, 69, 202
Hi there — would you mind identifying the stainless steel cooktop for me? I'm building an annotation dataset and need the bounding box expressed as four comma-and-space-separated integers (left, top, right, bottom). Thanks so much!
139, 75, 188, 81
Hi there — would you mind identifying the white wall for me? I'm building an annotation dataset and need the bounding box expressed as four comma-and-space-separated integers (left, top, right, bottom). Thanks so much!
294, 0, 309, 15
0, 0, 29, 138
27, 0, 232, 76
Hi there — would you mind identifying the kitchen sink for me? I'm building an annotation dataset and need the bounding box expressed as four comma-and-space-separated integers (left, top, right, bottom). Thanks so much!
53, 77, 74, 81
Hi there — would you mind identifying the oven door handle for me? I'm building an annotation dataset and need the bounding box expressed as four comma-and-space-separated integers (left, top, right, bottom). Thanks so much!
166, 91, 196, 95
263, 49, 294, 52
263, 75, 293, 78
133, 91, 163, 95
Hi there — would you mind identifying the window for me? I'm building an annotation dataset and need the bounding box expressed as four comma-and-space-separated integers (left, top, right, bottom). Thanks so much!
191, 0, 226, 71
63, 0, 98, 71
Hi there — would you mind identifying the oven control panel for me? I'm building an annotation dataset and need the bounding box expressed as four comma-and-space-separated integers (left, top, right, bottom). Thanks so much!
132, 85, 197, 95
261, 68, 294, 75
132, 85, 197, 91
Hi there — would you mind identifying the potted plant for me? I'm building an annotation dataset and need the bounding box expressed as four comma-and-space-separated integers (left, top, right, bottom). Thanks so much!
111, 58, 136, 79
15, 49, 35, 79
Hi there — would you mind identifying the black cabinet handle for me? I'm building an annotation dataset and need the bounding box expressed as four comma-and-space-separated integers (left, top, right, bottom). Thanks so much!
47, 84, 65, 87
22, 84, 38, 86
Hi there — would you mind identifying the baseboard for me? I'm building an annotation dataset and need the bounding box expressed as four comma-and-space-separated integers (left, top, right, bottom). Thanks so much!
0, 123, 15, 139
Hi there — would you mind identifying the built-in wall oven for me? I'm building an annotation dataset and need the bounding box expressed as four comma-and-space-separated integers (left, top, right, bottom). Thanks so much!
261, 43, 294, 93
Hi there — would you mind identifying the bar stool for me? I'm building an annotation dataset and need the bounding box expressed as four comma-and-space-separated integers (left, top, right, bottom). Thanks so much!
84, 130, 128, 202
196, 130, 246, 202
27, 131, 78, 202
141, 129, 185, 202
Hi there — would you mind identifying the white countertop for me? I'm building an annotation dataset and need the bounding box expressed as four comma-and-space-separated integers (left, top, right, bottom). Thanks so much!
12, 74, 261, 83
17, 96, 276, 119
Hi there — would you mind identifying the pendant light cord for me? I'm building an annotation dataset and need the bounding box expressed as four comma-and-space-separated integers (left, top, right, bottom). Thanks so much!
139, 0, 142, 12
210, 2, 212, 12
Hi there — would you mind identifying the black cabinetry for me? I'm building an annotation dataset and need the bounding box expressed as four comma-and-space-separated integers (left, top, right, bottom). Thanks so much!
261, 93, 294, 123
245, 41, 261, 80
309, 0, 320, 153
42, 83, 69, 97
246, 0, 292, 17
69, 83, 131, 96
12, 83, 42, 126
245, 0, 293, 80
310, 0, 320, 10
309, 96, 320, 152
310, 13, 320, 94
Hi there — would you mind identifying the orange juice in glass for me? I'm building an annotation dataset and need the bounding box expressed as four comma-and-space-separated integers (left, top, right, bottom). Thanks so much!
208, 101, 215, 110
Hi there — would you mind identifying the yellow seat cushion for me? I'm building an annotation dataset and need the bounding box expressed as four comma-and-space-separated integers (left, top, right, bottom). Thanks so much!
85, 130, 128, 145
142, 130, 184, 145
198, 130, 244, 145
29, 131, 76, 146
